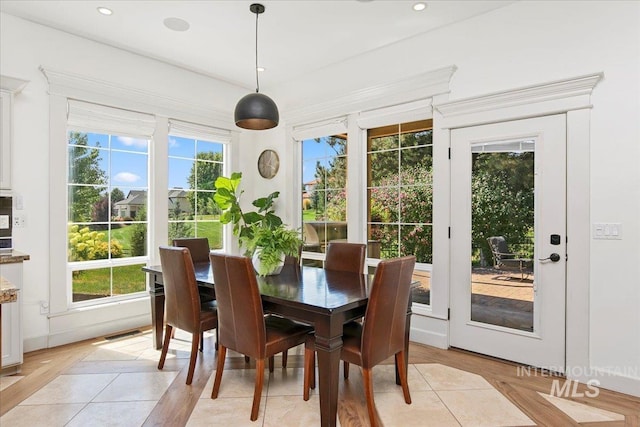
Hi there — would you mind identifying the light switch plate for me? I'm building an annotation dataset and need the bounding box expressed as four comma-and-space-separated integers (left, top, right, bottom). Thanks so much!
592, 223, 622, 240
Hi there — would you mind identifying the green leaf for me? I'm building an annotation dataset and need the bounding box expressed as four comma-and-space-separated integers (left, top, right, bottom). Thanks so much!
244, 211, 263, 224
264, 213, 283, 228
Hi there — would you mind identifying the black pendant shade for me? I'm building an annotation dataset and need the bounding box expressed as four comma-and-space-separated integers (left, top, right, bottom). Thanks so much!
234, 92, 279, 130
234, 3, 279, 130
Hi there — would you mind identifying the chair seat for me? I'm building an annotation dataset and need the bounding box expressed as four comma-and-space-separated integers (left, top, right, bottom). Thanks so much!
200, 308, 218, 331
340, 321, 363, 360
201, 300, 217, 311
265, 315, 314, 355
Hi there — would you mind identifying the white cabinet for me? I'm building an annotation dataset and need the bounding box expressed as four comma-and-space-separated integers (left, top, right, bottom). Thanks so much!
0, 75, 29, 190
1, 262, 23, 371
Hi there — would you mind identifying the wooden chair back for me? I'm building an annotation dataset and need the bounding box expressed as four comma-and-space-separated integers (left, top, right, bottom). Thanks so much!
209, 253, 266, 359
172, 237, 210, 264
324, 242, 366, 274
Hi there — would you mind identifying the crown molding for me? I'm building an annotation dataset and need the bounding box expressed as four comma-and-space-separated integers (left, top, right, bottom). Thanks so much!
284, 65, 457, 126
0, 75, 29, 93
39, 66, 235, 130
435, 73, 603, 129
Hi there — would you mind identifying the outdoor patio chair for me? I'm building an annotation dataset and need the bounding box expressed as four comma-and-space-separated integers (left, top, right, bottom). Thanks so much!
486, 236, 533, 280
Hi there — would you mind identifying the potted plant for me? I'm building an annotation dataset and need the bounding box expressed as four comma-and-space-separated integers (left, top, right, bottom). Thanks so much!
213, 172, 302, 276
240, 223, 301, 276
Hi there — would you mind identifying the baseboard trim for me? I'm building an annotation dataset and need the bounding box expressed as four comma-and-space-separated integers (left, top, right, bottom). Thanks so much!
23, 335, 49, 353
47, 316, 151, 349
569, 368, 640, 398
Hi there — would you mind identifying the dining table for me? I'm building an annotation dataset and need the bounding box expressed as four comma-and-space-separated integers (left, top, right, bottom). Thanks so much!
142, 262, 412, 427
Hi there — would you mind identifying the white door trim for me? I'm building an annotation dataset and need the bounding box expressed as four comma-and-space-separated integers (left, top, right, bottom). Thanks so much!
432, 73, 602, 383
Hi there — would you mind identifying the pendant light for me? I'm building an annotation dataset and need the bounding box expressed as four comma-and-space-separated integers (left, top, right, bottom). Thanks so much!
234, 3, 279, 130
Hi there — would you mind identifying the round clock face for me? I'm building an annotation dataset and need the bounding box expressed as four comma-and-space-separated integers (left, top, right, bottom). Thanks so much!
257, 149, 280, 179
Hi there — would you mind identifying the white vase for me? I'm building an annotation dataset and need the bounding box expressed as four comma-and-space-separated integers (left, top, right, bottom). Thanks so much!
252, 248, 285, 276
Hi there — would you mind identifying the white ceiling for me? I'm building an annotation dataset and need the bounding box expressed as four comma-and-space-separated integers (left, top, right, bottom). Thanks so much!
1, 0, 514, 92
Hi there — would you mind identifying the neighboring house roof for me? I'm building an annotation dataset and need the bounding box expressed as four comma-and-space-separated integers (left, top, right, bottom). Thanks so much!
168, 189, 188, 198
115, 190, 147, 207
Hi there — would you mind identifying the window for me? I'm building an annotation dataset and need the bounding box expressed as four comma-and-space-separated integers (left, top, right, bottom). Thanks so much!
67, 130, 148, 303
167, 121, 228, 249
66, 100, 154, 304
301, 134, 348, 258
367, 119, 433, 303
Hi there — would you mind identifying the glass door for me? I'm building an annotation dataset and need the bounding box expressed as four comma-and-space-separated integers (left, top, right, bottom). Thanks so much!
450, 115, 566, 371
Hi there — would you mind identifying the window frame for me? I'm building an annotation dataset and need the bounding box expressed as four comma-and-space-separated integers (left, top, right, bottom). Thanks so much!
65, 128, 151, 307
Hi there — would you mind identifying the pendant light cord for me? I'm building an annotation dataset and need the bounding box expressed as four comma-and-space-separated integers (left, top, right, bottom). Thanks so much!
255, 10, 260, 93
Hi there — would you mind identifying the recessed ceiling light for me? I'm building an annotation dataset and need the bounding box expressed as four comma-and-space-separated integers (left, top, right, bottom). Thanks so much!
97, 7, 113, 16
413, 2, 427, 11
257, 67, 265, 72
164, 17, 190, 32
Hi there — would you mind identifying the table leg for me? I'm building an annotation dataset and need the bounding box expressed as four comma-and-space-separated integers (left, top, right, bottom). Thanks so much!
149, 286, 165, 350
314, 318, 344, 427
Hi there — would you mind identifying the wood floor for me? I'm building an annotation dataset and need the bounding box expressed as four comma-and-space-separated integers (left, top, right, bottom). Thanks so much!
1, 328, 639, 426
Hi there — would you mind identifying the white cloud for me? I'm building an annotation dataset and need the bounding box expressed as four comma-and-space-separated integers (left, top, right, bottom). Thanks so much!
169, 137, 179, 148
113, 172, 140, 183
116, 136, 147, 148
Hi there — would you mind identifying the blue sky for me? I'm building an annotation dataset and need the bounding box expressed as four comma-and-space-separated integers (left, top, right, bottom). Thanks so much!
302, 136, 345, 185
78, 132, 339, 191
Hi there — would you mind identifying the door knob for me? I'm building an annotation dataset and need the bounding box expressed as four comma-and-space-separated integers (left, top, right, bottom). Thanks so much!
539, 253, 561, 262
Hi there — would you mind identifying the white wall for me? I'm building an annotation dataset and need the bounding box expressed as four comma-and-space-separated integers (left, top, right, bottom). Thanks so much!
274, 0, 639, 394
1, 0, 638, 396
0, 12, 246, 348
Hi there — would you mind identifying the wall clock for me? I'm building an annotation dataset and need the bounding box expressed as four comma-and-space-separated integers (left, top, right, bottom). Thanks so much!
257, 149, 280, 179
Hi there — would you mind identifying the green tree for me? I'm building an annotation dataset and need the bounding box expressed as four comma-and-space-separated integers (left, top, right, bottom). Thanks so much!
471, 154, 534, 264
187, 152, 223, 216
168, 202, 192, 242
130, 206, 147, 257
111, 188, 125, 204
68, 132, 107, 222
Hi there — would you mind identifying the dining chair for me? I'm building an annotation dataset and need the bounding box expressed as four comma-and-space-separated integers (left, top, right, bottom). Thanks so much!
303, 255, 416, 427
157, 246, 218, 385
324, 241, 367, 274
172, 237, 211, 264
173, 237, 217, 351
283, 243, 303, 266
210, 253, 313, 421
296, 241, 368, 377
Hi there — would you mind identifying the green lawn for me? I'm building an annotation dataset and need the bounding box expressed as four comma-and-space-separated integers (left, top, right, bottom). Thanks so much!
302, 209, 317, 221
72, 263, 146, 301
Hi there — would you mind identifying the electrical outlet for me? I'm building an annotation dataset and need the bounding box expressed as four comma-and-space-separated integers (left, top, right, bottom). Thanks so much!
13, 214, 26, 228
40, 301, 50, 315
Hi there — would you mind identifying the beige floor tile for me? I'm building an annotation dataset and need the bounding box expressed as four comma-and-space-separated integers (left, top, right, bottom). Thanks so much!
92, 371, 179, 402
375, 390, 461, 427
201, 367, 269, 398
0, 403, 85, 427
0, 374, 23, 391
356, 364, 433, 393
437, 389, 534, 427
187, 395, 267, 426
266, 367, 306, 396
539, 392, 626, 422
81, 346, 144, 361
21, 373, 118, 404
65, 357, 186, 375
263, 394, 322, 427
66, 401, 157, 427
415, 363, 493, 390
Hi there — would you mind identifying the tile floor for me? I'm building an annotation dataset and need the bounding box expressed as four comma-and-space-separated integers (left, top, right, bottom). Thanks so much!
0, 330, 628, 426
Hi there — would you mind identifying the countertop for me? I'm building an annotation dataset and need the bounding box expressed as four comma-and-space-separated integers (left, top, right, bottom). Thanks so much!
0, 250, 30, 264
0, 276, 18, 303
